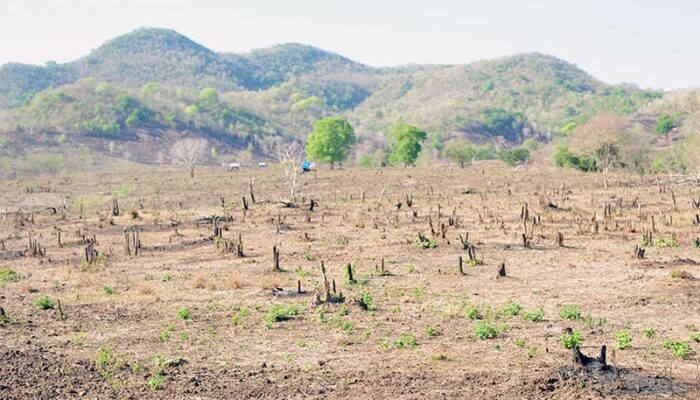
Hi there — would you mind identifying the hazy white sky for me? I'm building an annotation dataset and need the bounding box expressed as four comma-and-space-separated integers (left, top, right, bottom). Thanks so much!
2, 0, 698, 90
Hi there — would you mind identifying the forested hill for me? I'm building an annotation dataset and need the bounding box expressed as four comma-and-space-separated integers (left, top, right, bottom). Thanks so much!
0, 27, 663, 163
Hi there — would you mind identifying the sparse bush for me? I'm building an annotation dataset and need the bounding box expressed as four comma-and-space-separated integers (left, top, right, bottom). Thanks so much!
643, 328, 656, 338
559, 304, 581, 320
414, 232, 436, 249
0, 267, 20, 283
617, 330, 632, 350
177, 308, 192, 320
474, 321, 498, 340
425, 325, 440, 337
392, 333, 418, 348
523, 308, 545, 322
560, 330, 583, 349
464, 306, 483, 320
662, 340, 691, 359
265, 304, 300, 329
500, 300, 522, 316
32, 295, 55, 310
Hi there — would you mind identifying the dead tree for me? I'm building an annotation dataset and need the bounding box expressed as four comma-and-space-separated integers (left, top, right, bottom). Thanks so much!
124, 227, 141, 256
276, 141, 305, 201
111, 197, 120, 217
497, 262, 506, 278
170, 138, 208, 178
272, 245, 281, 271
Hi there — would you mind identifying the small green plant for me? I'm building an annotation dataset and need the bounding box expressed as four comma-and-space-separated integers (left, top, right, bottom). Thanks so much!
177, 308, 192, 320
294, 266, 310, 278
523, 308, 545, 322
559, 330, 583, 349
643, 328, 656, 338
425, 325, 440, 337
265, 304, 300, 329
336, 235, 349, 246
474, 321, 498, 340
147, 372, 165, 391
231, 307, 250, 325
413, 232, 436, 249
559, 304, 581, 320
690, 333, 700, 343
0, 267, 20, 283
103, 286, 115, 295
662, 340, 691, 359
526, 346, 538, 359
339, 321, 354, 334
514, 338, 526, 347
357, 292, 374, 311
32, 295, 55, 310
432, 353, 449, 361
500, 300, 522, 316
464, 306, 483, 320
161, 273, 172, 282
656, 234, 680, 248
617, 330, 632, 350
406, 264, 416, 274
73, 332, 87, 347
158, 329, 172, 343
392, 333, 418, 348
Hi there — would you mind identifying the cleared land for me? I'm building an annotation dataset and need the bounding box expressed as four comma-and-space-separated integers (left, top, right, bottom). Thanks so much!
1, 163, 700, 399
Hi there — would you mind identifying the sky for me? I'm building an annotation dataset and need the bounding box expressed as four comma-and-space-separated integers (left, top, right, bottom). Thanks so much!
1, 0, 699, 90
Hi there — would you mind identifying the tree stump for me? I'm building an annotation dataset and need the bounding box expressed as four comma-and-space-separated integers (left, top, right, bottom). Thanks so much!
497, 262, 506, 278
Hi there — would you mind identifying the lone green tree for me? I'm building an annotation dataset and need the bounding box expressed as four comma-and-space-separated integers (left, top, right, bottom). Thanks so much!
388, 122, 427, 166
655, 114, 674, 144
444, 140, 476, 168
305, 117, 356, 167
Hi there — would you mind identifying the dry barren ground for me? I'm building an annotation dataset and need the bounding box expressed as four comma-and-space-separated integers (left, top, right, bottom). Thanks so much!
1, 162, 700, 399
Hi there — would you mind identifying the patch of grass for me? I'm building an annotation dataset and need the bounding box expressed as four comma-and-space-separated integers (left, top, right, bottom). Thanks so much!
32, 295, 55, 310
103, 286, 115, 295
425, 325, 440, 337
500, 300, 522, 316
431, 353, 450, 361
514, 338, 526, 347
231, 307, 250, 325
474, 321, 498, 340
617, 330, 632, 350
670, 269, 694, 280
177, 308, 192, 320
662, 340, 692, 359
656, 234, 680, 248
357, 292, 374, 311
147, 372, 165, 391
523, 308, 545, 322
265, 304, 300, 329
643, 328, 656, 338
406, 264, 416, 274
392, 333, 418, 348
0, 267, 21, 283
559, 330, 583, 349
559, 304, 581, 320
294, 266, 311, 278
413, 232, 436, 249
73, 332, 87, 347
464, 306, 483, 320
690, 332, 700, 343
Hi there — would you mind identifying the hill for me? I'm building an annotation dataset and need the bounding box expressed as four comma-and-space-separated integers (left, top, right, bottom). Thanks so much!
0, 27, 668, 169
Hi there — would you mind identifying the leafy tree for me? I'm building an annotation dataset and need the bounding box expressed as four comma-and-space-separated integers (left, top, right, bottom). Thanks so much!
305, 117, 356, 166
554, 145, 597, 171
655, 114, 674, 143
444, 140, 476, 168
498, 147, 530, 167
198, 87, 219, 110
388, 122, 427, 166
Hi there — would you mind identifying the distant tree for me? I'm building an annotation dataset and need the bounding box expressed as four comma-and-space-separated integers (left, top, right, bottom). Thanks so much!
198, 87, 219, 110
305, 117, 356, 167
276, 141, 305, 201
444, 140, 476, 168
570, 114, 637, 187
170, 138, 208, 178
655, 114, 674, 144
498, 147, 530, 167
388, 122, 427, 167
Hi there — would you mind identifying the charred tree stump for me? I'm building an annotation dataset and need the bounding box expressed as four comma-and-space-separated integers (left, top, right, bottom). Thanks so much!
634, 245, 645, 259
249, 178, 256, 204
556, 232, 564, 247
242, 196, 249, 211
693, 197, 700, 210
124, 227, 141, 256
111, 198, 120, 217
345, 263, 355, 284
85, 241, 98, 265
272, 245, 281, 271
458, 256, 464, 275
497, 262, 506, 278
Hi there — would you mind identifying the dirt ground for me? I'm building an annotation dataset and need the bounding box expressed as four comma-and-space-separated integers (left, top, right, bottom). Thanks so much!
1, 162, 700, 399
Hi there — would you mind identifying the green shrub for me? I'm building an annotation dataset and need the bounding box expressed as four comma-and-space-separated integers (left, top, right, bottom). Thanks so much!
617, 330, 632, 350
559, 304, 581, 320
425, 325, 440, 337
523, 308, 545, 322
474, 321, 498, 340
643, 328, 656, 338
500, 300, 522, 316
265, 304, 300, 328
33, 295, 55, 310
0, 267, 20, 283
559, 330, 583, 349
392, 333, 417, 348
464, 307, 483, 320
662, 340, 691, 359
176, 308, 192, 320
